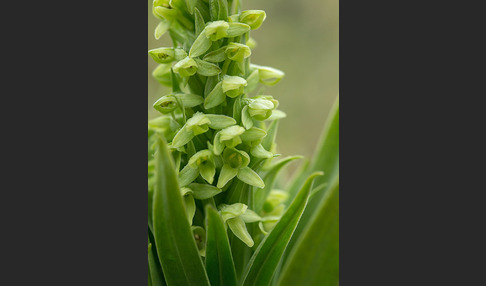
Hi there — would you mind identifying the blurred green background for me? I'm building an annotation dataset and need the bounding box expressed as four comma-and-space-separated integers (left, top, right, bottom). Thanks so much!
148, 0, 338, 166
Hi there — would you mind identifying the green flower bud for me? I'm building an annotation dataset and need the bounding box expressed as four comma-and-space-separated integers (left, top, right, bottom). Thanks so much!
219, 203, 262, 247
204, 20, 229, 41
186, 112, 210, 135
153, 0, 170, 9
262, 190, 288, 214
247, 96, 278, 120
223, 148, 250, 169
219, 125, 246, 148
251, 144, 274, 159
222, 75, 247, 98
188, 149, 216, 184
152, 0, 171, 20
265, 109, 287, 121
239, 10, 267, 30
216, 147, 265, 189
258, 216, 281, 235
225, 43, 251, 62
148, 47, 187, 64
227, 216, 254, 247
153, 6, 179, 21
188, 150, 214, 169
226, 22, 251, 37
171, 112, 210, 148
153, 94, 178, 114
220, 203, 248, 222
173, 57, 198, 77
240, 127, 267, 147
251, 64, 285, 86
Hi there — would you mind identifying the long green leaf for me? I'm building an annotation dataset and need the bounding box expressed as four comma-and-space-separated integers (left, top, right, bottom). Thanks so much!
254, 156, 303, 213
205, 205, 238, 286
148, 227, 166, 286
278, 177, 339, 286
240, 172, 323, 286
148, 267, 152, 286
152, 136, 210, 286
148, 187, 154, 234
148, 242, 166, 286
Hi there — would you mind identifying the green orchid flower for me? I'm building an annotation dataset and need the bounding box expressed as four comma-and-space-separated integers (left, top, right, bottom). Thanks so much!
216, 148, 265, 189
219, 203, 262, 247
171, 112, 236, 148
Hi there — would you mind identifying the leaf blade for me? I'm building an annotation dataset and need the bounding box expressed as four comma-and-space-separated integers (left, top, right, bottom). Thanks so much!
205, 206, 238, 286
152, 136, 210, 286
148, 242, 166, 286
240, 172, 323, 286
254, 156, 303, 213
278, 178, 339, 286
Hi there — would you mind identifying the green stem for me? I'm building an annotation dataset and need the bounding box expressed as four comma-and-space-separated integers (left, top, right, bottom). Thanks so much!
221, 59, 231, 75
233, 0, 241, 15
202, 197, 216, 209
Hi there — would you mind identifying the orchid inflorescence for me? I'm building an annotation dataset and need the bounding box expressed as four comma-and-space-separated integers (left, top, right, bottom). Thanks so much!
148, 0, 288, 254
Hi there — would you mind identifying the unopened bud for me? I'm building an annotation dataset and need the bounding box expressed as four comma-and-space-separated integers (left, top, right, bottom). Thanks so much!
153, 6, 179, 21
188, 150, 216, 184
148, 48, 187, 64
248, 96, 278, 120
186, 112, 211, 135
239, 10, 266, 30
251, 64, 285, 86
173, 57, 198, 77
153, 94, 178, 114
204, 20, 229, 41
222, 75, 247, 98
225, 43, 251, 62
219, 125, 246, 148
223, 148, 250, 169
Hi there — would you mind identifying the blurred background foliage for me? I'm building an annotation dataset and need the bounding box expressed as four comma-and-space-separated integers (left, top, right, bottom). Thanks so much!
148, 0, 338, 174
